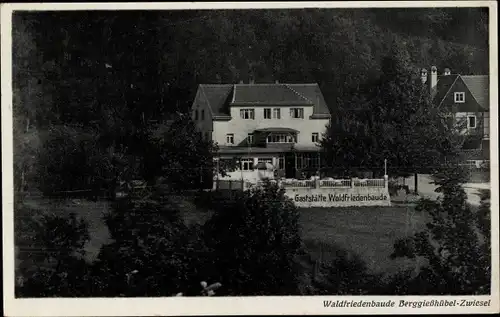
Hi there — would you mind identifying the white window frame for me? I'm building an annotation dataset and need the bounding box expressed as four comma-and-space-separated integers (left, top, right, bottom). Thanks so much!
240, 109, 255, 120
467, 115, 477, 129
266, 133, 296, 143
312, 132, 319, 143
257, 158, 273, 165
273, 108, 281, 119
290, 108, 304, 119
263, 108, 272, 119
226, 133, 234, 144
247, 133, 254, 144
454, 92, 465, 103
241, 158, 254, 171
278, 156, 285, 170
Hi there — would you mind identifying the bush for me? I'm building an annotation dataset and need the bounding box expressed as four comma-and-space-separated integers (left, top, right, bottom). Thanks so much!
92, 191, 210, 296
203, 181, 302, 295
15, 203, 92, 297
305, 241, 384, 295
389, 165, 490, 294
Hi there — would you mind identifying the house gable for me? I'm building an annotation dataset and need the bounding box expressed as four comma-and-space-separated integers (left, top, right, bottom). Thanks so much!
437, 75, 487, 113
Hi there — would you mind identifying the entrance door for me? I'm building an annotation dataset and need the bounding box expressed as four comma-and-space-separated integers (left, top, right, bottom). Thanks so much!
285, 152, 296, 178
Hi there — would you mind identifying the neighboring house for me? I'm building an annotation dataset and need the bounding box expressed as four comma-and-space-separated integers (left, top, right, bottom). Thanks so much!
421, 66, 490, 167
191, 82, 331, 181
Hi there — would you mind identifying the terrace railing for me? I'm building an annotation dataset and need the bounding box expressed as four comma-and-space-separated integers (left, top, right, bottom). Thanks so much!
281, 180, 316, 188
214, 176, 388, 191
352, 178, 385, 187
319, 179, 352, 188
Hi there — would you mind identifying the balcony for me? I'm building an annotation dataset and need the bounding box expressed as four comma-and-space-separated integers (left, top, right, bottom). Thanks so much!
254, 127, 299, 149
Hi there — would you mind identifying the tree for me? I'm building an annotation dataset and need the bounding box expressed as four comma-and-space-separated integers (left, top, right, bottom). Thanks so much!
321, 42, 461, 177
15, 201, 92, 297
203, 181, 302, 295
155, 113, 218, 190
92, 190, 210, 297
389, 164, 490, 294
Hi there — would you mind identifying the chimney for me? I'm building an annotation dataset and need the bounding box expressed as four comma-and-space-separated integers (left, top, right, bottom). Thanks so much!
444, 68, 451, 76
275, 80, 279, 84
239, 80, 244, 84
430, 66, 438, 97
420, 68, 428, 84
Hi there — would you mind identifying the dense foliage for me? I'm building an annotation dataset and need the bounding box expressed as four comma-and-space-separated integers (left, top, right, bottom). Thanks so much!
15, 200, 91, 297
321, 41, 463, 176
204, 181, 302, 295
389, 165, 491, 295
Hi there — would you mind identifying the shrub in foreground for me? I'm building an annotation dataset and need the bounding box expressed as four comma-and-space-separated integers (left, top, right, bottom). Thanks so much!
204, 181, 302, 295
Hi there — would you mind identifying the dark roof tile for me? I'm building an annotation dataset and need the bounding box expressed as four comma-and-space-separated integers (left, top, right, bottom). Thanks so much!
461, 75, 489, 110
193, 83, 330, 116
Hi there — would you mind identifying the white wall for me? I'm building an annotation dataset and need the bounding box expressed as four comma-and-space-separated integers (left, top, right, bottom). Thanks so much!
284, 187, 391, 207
213, 105, 329, 146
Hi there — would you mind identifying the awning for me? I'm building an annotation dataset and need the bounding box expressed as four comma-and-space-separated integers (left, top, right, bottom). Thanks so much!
254, 127, 299, 133
218, 146, 290, 154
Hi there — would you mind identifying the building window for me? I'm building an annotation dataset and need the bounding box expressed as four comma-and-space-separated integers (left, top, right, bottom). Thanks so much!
312, 133, 319, 143
266, 133, 296, 143
194, 109, 199, 120
264, 108, 272, 119
273, 108, 281, 119
240, 109, 255, 119
278, 156, 285, 169
241, 158, 254, 171
290, 108, 304, 119
201, 109, 205, 120
454, 92, 465, 103
247, 133, 254, 144
226, 133, 234, 144
468, 115, 476, 129
257, 158, 273, 165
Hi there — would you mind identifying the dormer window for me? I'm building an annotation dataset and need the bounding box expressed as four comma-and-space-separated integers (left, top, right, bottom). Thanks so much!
194, 109, 199, 120
201, 109, 205, 120
454, 92, 465, 103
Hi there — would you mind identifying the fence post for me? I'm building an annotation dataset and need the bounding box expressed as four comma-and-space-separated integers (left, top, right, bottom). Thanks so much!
350, 178, 355, 188
315, 178, 321, 189
384, 174, 389, 190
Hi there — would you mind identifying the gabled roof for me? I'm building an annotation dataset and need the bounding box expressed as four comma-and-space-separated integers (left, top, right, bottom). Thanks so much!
461, 75, 489, 110
199, 84, 233, 116
193, 83, 330, 117
434, 74, 489, 111
434, 74, 459, 107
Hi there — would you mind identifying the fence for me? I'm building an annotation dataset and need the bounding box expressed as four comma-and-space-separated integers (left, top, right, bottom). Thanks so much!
214, 176, 388, 191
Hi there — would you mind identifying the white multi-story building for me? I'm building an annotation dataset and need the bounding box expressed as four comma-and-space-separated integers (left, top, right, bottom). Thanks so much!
191, 82, 331, 180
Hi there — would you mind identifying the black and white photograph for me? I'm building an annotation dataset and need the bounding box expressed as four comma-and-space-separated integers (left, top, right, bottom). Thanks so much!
2, 1, 498, 316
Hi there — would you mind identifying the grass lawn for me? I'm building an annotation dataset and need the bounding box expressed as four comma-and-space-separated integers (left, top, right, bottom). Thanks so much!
18, 196, 429, 276
299, 206, 429, 274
